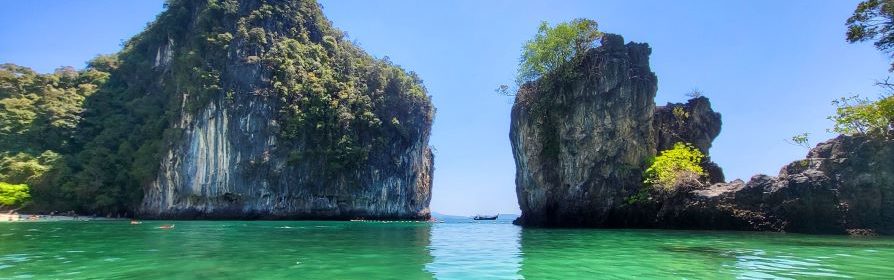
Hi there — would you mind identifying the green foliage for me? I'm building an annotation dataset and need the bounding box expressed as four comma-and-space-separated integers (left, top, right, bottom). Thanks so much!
506, 18, 603, 161
828, 94, 894, 138
516, 18, 602, 86
644, 142, 706, 189
0, 62, 107, 213
266, 35, 432, 174
0, 96, 37, 139
0, 63, 105, 152
0, 182, 30, 209
0, 0, 434, 215
672, 106, 689, 125
788, 132, 812, 149
847, 0, 894, 70
625, 187, 652, 205
0, 151, 60, 185
251, 1, 432, 176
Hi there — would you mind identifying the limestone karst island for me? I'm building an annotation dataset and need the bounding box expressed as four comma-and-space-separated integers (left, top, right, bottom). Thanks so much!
1, 0, 893, 278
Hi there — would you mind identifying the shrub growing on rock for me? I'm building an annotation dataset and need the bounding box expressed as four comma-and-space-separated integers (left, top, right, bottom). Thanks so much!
644, 142, 705, 189
828, 94, 893, 139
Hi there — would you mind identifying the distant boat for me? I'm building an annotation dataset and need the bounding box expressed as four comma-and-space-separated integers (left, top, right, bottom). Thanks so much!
473, 214, 498, 220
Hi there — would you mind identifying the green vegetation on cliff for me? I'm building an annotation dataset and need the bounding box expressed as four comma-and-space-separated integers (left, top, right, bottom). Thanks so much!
832, 0, 894, 140
508, 18, 605, 166
516, 18, 602, 86
643, 142, 705, 189
828, 93, 893, 138
0, 63, 110, 211
0, 0, 433, 215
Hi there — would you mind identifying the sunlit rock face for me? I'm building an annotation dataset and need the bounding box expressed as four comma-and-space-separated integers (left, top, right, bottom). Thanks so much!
660, 135, 894, 235
510, 34, 660, 227
141, 95, 434, 220
510, 34, 723, 228
511, 34, 893, 234
653, 97, 724, 183
138, 0, 433, 220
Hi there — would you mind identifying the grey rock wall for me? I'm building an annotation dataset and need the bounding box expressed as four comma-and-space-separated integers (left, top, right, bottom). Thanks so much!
511, 33, 893, 234
138, 0, 433, 220
511, 34, 658, 226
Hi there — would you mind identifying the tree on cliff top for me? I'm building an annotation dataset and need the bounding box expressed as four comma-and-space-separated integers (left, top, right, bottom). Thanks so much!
847, 0, 894, 71
495, 18, 602, 96
827, 89, 894, 139
517, 18, 602, 85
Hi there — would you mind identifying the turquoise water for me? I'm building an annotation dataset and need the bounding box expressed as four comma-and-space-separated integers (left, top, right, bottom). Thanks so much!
1, 220, 893, 279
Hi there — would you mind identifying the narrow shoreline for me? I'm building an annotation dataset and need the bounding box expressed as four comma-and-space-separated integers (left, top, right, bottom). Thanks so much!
0, 213, 126, 222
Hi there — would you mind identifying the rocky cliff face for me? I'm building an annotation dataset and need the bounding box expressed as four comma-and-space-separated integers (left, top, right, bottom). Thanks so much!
511, 34, 658, 227
511, 34, 893, 234
653, 98, 725, 183
141, 94, 433, 219
131, 0, 433, 219
511, 34, 725, 227
648, 135, 894, 234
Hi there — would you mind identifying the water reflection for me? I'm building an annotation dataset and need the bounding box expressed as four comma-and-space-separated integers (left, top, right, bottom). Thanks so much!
426, 222, 523, 279
3, 222, 894, 279
516, 228, 894, 279
0, 221, 436, 279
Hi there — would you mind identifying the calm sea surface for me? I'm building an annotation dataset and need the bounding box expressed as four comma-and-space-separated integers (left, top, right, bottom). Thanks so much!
1, 220, 893, 279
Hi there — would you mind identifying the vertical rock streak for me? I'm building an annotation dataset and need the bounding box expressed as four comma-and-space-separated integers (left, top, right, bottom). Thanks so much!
139, 0, 433, 220
511, 34, 659, 226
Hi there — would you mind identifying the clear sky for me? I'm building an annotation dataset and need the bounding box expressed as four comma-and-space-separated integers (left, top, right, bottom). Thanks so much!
0, 1, 888, 216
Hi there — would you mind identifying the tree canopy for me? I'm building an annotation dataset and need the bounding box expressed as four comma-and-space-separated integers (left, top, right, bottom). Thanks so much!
847, 0, 894, 70
516, 18, 602, 86
834, 1, 894, 139
828, 91, 894, 139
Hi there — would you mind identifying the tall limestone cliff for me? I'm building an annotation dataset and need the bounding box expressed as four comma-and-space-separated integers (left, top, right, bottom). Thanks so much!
38, 0, 434, 219
511, 34, 723, 227
511, 34, 893, 234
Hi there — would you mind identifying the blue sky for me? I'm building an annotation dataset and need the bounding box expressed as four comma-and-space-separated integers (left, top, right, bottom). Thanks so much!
0, 1, 888, 216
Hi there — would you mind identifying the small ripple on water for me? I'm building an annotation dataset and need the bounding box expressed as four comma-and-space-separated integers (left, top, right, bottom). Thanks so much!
2, 222, 894, 278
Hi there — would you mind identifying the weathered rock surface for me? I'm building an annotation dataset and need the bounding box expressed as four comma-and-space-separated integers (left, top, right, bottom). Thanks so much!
511, 34, 658, 227
648, 135, 894, 234
138, 0, 433, 220
653, 97, 725, 183
511, 34, 894, 234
